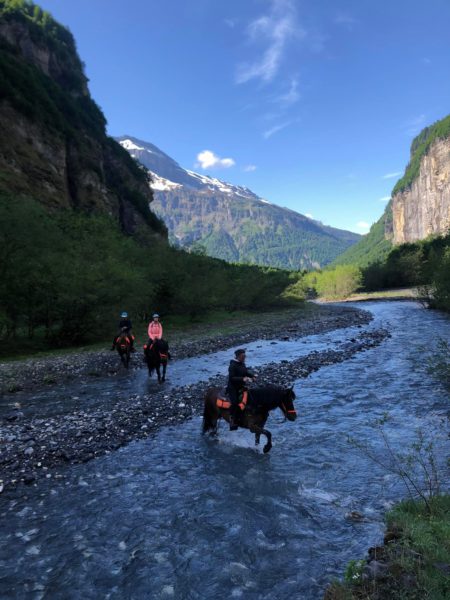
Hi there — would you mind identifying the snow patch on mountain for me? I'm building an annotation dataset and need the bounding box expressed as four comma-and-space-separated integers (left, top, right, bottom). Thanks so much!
120, 139, 147, 152
150, 172, 182, 191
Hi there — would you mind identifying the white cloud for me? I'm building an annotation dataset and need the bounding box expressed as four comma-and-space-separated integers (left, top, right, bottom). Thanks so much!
379, 196, 391, 202
196, 150, 235, 170
263, 121, 290, 139
277, 77, 300, 106
236, 0, 303, 84
382, 171, 402, 179
244, 164, 257, 172
356, 221, 370, 230
305, 213, 314, 219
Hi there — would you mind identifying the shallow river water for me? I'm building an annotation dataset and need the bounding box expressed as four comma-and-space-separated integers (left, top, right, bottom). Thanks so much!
0, 301, 449, 599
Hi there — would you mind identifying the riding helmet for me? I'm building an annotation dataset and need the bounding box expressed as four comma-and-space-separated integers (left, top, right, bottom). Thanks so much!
121, 312, 128, 318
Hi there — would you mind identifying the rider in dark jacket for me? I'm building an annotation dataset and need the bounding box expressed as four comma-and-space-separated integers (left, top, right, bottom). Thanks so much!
112, 312, 135, 351
226, 348, 255, 430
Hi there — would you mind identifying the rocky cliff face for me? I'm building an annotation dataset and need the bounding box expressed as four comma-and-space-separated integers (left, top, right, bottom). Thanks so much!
0, 7, 165, 237
391, 136, 450, 244
0, 17, 88, 95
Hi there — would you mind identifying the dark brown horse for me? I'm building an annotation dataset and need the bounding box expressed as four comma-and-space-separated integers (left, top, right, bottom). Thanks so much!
144, 338, 170, 383
202, 386, 297, 453
116, 330, 131, 368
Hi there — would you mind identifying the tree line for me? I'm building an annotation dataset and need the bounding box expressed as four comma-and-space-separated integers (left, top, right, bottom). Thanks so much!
0, 195, 300, 352
296, 233, 450, 311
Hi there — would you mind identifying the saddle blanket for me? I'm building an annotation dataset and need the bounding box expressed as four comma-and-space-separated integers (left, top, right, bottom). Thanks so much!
216, 390, 248, 411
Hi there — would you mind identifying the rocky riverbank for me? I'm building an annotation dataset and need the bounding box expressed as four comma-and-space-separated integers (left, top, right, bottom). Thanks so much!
0, 304, 367, 396
0, 301, 390, 495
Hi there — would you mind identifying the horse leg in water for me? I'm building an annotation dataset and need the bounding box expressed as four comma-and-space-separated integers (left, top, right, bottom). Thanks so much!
249, 424, 272, 453
120, 350, 127, 369
156, 364, 162, 383
161, 362, 167, 382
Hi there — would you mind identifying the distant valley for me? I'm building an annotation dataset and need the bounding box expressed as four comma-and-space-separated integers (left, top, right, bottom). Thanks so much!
118, 136, 361, 270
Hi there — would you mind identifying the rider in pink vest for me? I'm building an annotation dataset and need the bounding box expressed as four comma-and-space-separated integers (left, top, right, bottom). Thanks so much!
148, 313, 163, 342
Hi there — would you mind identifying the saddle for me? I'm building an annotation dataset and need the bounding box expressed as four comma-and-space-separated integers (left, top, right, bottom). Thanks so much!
118, 336, 131, 350
216, 390, 248, 411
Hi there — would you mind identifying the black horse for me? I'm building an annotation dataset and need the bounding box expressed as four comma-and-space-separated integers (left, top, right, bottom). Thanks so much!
115, 330, 132, 368
203, 386, 297, 453
144, 338, 170, 383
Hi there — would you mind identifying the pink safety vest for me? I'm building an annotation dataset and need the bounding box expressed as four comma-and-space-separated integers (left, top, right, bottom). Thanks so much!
148, 321, 163, 339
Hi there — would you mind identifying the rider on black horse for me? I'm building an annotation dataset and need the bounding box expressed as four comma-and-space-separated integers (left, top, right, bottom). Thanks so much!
227, 348, 256, 431
111, 311, 136, 352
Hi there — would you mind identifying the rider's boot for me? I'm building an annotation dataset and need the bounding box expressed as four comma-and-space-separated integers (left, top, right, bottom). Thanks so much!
229, 406, 239, 431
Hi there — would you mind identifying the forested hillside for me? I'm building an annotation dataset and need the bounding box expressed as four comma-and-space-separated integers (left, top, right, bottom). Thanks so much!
331, 207, 393, 268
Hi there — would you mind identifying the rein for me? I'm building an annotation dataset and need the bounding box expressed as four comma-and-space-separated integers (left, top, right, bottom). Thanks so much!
280, 394, 297, 417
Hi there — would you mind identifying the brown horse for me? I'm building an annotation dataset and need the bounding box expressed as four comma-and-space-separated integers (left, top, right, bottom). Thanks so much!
116, 330, 131, 368
202, 386, 297, 453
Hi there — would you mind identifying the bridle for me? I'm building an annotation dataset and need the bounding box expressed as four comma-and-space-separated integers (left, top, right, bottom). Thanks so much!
280, 389, 297, 417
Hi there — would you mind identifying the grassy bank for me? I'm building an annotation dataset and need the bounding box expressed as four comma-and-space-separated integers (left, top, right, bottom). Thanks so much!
326, 494, 450, 600
342, 288, 419, 303
314, 288, 420, 304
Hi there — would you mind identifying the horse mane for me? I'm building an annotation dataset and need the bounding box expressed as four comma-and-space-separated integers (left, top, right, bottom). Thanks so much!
153, 338, 169, 351
248, 386, 289, 406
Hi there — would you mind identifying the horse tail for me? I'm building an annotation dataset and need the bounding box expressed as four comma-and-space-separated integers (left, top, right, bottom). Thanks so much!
202, 388, 218, 434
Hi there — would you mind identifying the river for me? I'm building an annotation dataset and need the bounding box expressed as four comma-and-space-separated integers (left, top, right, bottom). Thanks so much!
0, 301, 448, 599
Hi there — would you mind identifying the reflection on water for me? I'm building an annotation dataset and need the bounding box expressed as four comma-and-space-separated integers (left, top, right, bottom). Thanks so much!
0, 302, 448, 599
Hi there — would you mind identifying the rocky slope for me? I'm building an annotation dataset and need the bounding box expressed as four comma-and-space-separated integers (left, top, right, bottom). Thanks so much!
0, 2, 165, 236
391, 136, 450, 244
117, 136, 360, 269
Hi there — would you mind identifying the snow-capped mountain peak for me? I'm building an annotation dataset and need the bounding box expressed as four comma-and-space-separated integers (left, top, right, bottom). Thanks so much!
116, 135, 259, 201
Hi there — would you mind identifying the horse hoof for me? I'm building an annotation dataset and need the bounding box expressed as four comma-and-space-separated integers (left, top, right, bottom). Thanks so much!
263, 444, 272, 454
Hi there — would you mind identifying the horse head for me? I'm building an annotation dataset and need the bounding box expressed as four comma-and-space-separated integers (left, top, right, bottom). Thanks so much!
280, 386, 297, 421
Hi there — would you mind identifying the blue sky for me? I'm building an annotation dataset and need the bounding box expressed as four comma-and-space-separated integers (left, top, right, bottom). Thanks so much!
39, 0, 450, 233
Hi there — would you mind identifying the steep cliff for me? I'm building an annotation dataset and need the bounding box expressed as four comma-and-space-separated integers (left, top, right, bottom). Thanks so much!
0, 0, 166, 236
391, 114, 450, 244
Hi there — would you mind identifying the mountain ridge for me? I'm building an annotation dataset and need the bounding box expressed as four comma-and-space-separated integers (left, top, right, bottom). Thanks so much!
117, 135, 360, 270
